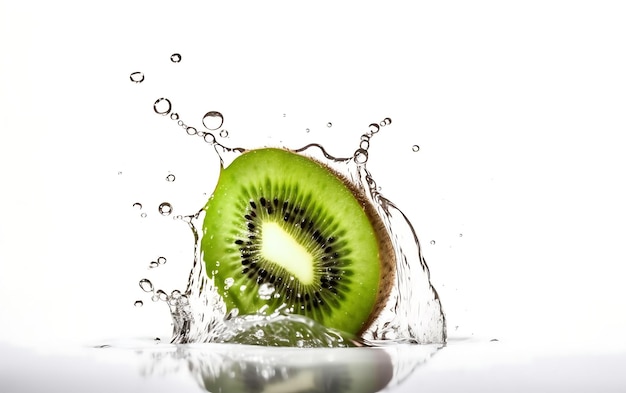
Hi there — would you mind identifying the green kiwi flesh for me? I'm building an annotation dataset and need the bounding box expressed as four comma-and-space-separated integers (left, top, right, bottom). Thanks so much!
202, 148, 395, 335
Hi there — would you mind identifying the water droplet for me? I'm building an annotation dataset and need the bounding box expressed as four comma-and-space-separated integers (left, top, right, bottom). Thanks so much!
149, 261, 159, 269
239, 285, 247, 292
305, 128, 310, 133
202, 111, 224, 130
153, 98, 172, 115
171, 290, 181, 299
154, 337, 161, 342
204, 133, 216, 144
368, 123, 380, 134
129, 72, 144, 83
254, 329, 265, 338
132, 202, 142, 210
359, 139, 370, 150
165, 174, 175, 182
326, 122, 332, 128
219, 129, 229, 138
170, 53, 182, 63
383, 117, 392, 125
156, 289, 168, 301
186, 126, 197, 136
282, 113, 286, 117
430, 240, 436, 245
117, 171, 123, 175
158, 202, 173, 216
139, 279, 153, 292
459, 233, 463, 238
170, 113, 179, 120
224, 277, 234, 290
140, 212, 147, 218
258, 283, 275, 300
177, 120, 184, 127
412, 145, 420, 152
134, 300, 143, 307
157, 257, 167, 265
354, 148, 368, 164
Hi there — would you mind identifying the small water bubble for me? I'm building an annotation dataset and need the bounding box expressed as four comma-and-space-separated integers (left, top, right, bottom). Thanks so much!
240, 285, 247, 292
368, 123, 380, 134
158, 202, 173, 216
151, 294, 159, 302
170, 113, 179, 120
156, 289, 168, 301
134, 300, 143, 307
430, 240, 436, 245
129, 72, 144, 83
149, 261, 159, 269
139, 279, 153, 292
154, 337, 162, 342
170, 53, 182, 63
132, 202, 142, 210
224, 277, 235, 290
140, 212, 147, 218
412, 145, 420, 152
117, 171, 123, 175
171, 290, 181, 299
157, 256, 167, 265
383, 117, 392, 125
258, 283, 275, 300
165, 174, 175, 182
359, 136, 370, 150
202, 111, 224, 130
153, 98, 172, 115
204, 133, 216, 144
255, 329, 265, 338
186, 126, 197, 136
283, 113, 286, 117
305, 128, 310, 133
326, 122, 332, 128
354, 148, 368, 164
459, 233, 463, 237
177, 120, 184, 127
219, 129, 229, 138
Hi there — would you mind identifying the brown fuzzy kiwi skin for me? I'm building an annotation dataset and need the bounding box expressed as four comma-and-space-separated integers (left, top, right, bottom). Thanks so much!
305, 152, 396, 336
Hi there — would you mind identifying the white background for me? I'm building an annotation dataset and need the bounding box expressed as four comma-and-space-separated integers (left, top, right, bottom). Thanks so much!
1, 0, 625, 378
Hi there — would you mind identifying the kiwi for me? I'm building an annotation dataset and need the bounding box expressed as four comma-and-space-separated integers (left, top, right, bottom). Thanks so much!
202, 148, 394, 335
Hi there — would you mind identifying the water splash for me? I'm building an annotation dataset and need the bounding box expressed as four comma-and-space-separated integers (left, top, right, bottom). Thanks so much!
131, 58, 446, 347
139, 118, 446, 346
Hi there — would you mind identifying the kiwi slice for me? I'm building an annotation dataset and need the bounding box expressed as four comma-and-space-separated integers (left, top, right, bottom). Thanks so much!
202, 148, 395, 335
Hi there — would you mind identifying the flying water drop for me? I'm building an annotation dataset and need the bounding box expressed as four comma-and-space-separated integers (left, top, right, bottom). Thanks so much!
165, 174, 175, 182
202, 111, 224, 130
158, 202, 173, 216
219, 129, 229, 138
170, 53, 182, 63
412, 145, 420, 152
139, 279, 153, 292
129, 72, 144, 83
153, 98, 172, 115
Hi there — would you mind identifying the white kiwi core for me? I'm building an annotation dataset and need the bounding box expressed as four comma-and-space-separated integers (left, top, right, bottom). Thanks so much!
261, 221, 314, 285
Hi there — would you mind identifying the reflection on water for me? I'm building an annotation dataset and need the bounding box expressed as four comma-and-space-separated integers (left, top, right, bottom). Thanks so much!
124, 340, 442, 393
